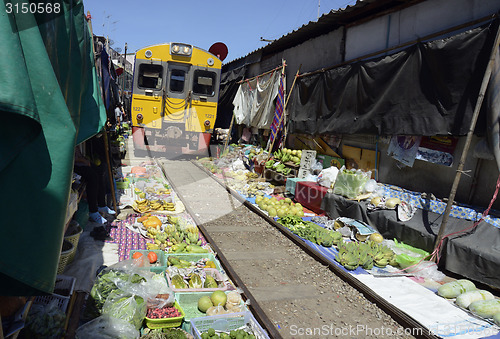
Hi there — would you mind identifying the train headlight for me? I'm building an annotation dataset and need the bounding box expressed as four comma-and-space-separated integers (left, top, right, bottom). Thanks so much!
204, 120, 210, 128
171, 43, 192, 56
137, 113, 143, 122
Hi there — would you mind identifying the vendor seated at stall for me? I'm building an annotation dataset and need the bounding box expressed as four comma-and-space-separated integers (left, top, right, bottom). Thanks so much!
73, 139, 115, 240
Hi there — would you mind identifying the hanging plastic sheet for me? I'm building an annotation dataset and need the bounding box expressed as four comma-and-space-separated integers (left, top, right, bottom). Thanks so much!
0, 0, 106, 295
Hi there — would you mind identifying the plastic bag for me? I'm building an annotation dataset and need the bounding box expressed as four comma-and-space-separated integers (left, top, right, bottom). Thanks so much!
75, 314, 139, 339
311, 159, 323, 175
25, 299, 66, 339
102, 290, 147, 330
317, 166, 339, 188
332, 167, 372, 199
403, 261, 446, 281
145, 272, 175, 309
363, 179, 377, 193
87, 260, 151, 317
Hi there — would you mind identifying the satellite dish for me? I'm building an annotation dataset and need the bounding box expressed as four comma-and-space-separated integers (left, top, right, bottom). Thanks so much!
209, 42, 228, 61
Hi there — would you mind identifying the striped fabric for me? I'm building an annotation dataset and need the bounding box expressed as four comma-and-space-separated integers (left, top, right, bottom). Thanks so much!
269, 74, 285, 146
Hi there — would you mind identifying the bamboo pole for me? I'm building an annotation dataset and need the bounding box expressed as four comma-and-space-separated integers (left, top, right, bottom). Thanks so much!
87, 11, 118, 214
433, 23, 500, 255
237, 64, 285, 84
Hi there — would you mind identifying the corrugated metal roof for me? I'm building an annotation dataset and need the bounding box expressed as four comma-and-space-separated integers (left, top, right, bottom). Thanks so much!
224, 0, 422, 67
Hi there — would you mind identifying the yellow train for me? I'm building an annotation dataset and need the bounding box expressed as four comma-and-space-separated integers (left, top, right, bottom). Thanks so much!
131, 42, 223, 154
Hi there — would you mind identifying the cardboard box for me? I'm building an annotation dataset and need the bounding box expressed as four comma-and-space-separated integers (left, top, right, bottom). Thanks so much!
316, 154, 345, 169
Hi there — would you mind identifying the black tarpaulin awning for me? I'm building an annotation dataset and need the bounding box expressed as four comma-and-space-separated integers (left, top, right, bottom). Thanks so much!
288, 19, 499, 137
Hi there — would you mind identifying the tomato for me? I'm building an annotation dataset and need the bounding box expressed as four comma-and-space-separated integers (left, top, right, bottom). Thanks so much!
147, 251, 158, 264
132, 252, 143, 259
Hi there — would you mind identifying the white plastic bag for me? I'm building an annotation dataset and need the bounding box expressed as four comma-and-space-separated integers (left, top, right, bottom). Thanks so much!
75, 314, 139, 339
317, 166, 339, 188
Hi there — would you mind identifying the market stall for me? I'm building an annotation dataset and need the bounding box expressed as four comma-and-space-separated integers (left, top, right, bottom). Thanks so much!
193, 144, 500, 338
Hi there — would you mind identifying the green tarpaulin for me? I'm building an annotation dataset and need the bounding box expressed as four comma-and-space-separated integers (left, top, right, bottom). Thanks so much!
0, 0, 106, 295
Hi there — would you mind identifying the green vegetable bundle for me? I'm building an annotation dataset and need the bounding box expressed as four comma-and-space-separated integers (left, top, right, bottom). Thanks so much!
102, 290, 147, 330
277, 216, 342, 247
87, 269, 146, 318
333, 169, 371, 199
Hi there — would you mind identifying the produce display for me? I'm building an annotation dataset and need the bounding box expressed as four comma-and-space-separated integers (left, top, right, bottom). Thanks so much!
168, 268, 222, 290
437, 279, 476, 299
141, 214, 202, 251
196, 291, 243, 316
140, 328, 191, 339
88, 269, 146, 316
468, 299, 500, 319
146, 304, 183, 319
257, 197, 304, 218
277, 215, 342, 247
336, 240, 396, 270
455, 290, 494, 309
102, 291, 147, 330
200, 328, 256, 339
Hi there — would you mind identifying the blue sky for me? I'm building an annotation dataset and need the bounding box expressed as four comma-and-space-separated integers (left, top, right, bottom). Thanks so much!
82, 0, 356, 63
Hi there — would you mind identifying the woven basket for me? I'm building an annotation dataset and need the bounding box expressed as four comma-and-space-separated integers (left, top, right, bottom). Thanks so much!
57, 240, 75, 274
64, 221, 82, 264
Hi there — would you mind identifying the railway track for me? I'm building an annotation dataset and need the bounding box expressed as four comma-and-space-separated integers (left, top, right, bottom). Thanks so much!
153, 156, 433, 339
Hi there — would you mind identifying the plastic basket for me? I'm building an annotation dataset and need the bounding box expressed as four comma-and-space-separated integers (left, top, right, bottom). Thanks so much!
32, 294, 70, 314
176, 291, 246, 333
165, 253, 224, 272
191, 312, 270, 339
52, 275, 76, 298
129, 249, 166, 268
167, 268, 228, 293
144, 301, 185, 329
57, 240, 75, 275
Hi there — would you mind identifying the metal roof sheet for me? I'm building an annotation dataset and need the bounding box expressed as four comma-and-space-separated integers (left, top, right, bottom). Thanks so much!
224, 0, 422, 67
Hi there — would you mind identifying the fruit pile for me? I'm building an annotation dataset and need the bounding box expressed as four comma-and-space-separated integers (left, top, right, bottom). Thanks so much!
335, 241, 397, 270
131, 251, 159, 266
146, 305, 182, 319
255, 196, 304, 218
143, 215, 202, 251
197, 291, 243, 315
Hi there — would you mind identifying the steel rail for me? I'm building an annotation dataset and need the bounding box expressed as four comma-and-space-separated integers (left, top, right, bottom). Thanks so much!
189, 159, 439, 339
157, 159, 283, 339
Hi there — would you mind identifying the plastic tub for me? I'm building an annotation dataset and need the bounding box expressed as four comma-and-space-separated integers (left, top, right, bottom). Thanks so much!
144, 301, 185, 329
52, 275, 76, 298
166, 268, 228, 292
129, 249, 166, 267
190, 311, 270, 339
165, 253, 224, 272
176, 291, 246, 333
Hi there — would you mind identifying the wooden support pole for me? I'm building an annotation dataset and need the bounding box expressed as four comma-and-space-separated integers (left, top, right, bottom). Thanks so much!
433, 23, 500, 255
